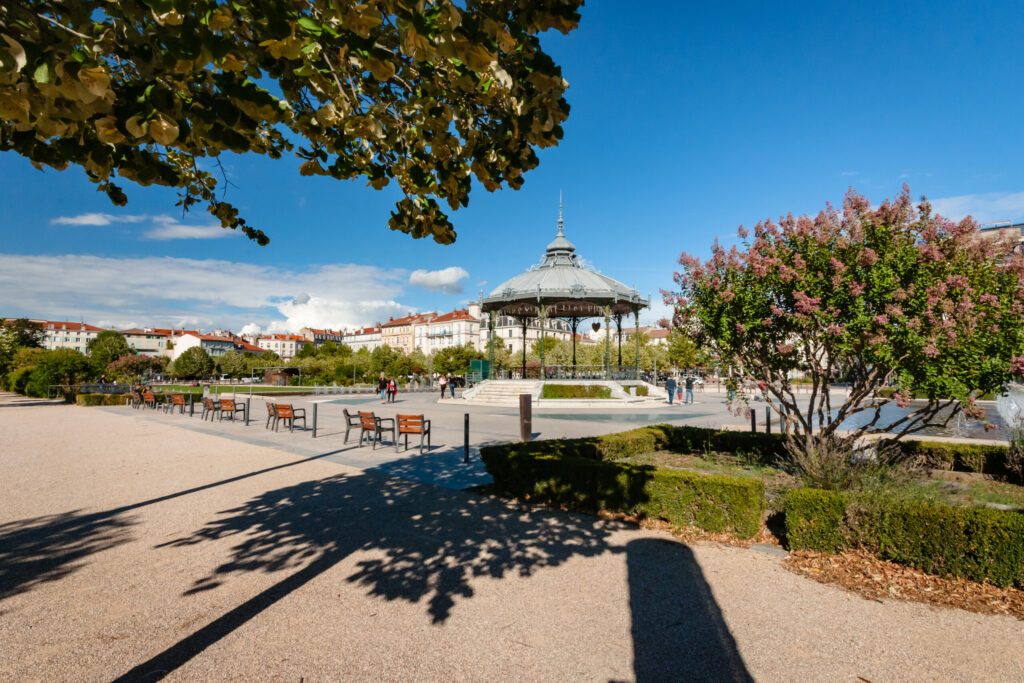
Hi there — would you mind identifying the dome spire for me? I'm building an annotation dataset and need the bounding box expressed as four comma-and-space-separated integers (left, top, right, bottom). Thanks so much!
556, 191, 564, 238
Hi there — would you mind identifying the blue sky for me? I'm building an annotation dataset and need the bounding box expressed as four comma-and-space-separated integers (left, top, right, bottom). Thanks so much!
2, 1, 1023, 333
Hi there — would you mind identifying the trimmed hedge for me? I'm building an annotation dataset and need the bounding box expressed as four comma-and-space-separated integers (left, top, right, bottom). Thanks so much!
785, 488, 1024, 588
541, 384, 613, 399
76, 393, 129, 406
896, 439, 1010, 476
481, 430, 765, 538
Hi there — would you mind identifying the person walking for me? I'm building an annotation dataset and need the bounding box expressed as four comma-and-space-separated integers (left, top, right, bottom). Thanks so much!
377, 374, 388, 404
438, 374, 448, 400
685, 374, 696, 404
387, 377, 397, 403
665, 375, 677, 405
449, 377, 457, 399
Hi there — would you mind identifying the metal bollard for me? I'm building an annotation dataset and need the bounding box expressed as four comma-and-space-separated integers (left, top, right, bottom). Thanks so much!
312, 403, 318, 438
750, 409, 756, 433
245, 398, 251, 426
189, 395, 194, 417
519, 394, 532, 442
464, 413, 470, 463
765, 406, 771, 434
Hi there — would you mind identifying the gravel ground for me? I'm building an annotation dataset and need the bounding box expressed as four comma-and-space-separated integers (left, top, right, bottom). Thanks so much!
1, 400, 1022, 682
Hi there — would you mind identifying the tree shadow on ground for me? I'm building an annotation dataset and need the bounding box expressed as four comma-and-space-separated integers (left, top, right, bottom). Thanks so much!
0, 450, 343, 602
627, 538, 752, 682
0, 509, 135, 601
117, 471, 750, 681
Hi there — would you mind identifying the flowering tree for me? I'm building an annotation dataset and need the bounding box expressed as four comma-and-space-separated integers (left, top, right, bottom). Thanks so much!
666, 188, 1024, 473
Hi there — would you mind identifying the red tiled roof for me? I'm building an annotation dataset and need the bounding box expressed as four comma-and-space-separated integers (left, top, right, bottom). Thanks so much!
431, 309, 478, 323
259, 334, 306, 342
382, 313, 434, 327
42, 320, 104, 332
234, 340, 263, 352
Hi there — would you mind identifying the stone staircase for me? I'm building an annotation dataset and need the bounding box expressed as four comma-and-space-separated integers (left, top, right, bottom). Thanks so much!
462, 380, 540, 405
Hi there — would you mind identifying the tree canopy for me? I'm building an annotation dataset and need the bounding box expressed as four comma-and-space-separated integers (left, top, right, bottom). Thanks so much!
87, 329, 132, 370
0, 0, 582, 244
667, 188, 1024, 479
171, 346, 214, 379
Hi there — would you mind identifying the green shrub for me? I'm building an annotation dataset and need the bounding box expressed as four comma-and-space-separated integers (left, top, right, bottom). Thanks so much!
481, 435, 764, 538
896, 439, 1010, 476
6, 366, 34, 394
784, 488, 1024, 588
541, 384, 613, 399
76, 393, 129, 406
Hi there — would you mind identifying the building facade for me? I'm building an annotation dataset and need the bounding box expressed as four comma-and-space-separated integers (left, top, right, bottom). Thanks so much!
257, 334, 307, 360
301, 327, 346, 347
481, 314, 573, 354
345, 326, 382, 351
39, 321, 104, 353
171, 333, 237, 360
120, 328, 174, 358
417, 309, 480, 354
381, 313, 434, 354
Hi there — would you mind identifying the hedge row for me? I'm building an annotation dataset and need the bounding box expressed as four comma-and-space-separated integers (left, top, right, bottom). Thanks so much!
785, 488, 1024, 588
541, 384, 613, 399
481, 431, 765, 538
896, 439, 1010, 476
76, 393, 128, 406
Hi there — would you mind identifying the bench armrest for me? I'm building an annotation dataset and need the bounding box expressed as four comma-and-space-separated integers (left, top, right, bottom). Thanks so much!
376, 416, 395, 427
292, 408, 306, 416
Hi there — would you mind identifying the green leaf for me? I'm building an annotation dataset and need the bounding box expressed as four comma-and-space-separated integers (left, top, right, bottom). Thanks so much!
297, 17, 323, 36
33, 61, 50, 84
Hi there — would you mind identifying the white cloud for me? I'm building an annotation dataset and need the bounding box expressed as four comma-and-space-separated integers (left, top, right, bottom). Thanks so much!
239, 323, 262, 337
929, 191, 1024, 224
50, 212, 236, 240
0, 254, 410, 333
144, 216, 237, 241
51, 213, 148, 226
409, 266, 469, 294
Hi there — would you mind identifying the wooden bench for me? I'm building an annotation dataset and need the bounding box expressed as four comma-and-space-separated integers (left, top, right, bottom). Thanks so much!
219, 398, 245, 421
265, 402, 278, 430
166, 393, 187, 414
201, 397, 220, 421
273, 403, 306, 432
358, 411, 394, 449
343, 408, 362, 444
396, 414, 431, 454
142, 391, 157, 409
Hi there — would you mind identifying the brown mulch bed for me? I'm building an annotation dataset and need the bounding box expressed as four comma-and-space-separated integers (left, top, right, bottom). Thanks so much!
786, 550, 1024, 620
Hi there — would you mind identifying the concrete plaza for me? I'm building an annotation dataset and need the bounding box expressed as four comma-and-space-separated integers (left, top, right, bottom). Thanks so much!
2, 395, 1022, 681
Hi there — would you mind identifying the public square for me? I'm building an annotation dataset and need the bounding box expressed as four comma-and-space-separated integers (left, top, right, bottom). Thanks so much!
2, 395, 1023, 682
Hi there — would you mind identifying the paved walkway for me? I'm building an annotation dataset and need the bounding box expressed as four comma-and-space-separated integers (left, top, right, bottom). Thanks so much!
2, 403, 1023, 681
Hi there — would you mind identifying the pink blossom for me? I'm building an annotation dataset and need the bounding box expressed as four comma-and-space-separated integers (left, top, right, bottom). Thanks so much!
858, 248, 879, 266
735, 323, 746, 334
721, 289, 735, 302
737, 226, 749, 239
979, 293, 999, 306
770, 304, 785, 316
793, 291, 822, 315
777, 343, 794, 354
1011, 356, 1024, 375
893, 391, 910, 408
873, 315, 889, 326
826, 323, 845, 336
848, 282, 865, 297
923, 343, 939, 358
893, 288, 908, 301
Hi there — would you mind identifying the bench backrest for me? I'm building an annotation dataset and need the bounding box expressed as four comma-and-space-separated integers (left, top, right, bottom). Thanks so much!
203, 397, 216, 409
266, 402, 277, 416
343, 408, 360, 425
219, 399, 236, 410
397, 414, 425, 433
143, 391, 155, 401
275, 404, 294, 419
172, 394, 186, 406
358, 411, 377, 429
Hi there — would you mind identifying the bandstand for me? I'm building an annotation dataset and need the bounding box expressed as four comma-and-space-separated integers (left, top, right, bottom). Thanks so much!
481, 202, 649, 379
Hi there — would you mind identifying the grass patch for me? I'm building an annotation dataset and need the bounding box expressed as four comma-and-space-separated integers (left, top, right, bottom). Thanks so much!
541, 384, 613, 399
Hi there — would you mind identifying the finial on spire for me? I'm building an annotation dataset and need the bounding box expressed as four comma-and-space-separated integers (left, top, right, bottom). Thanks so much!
556, 191, 564, 237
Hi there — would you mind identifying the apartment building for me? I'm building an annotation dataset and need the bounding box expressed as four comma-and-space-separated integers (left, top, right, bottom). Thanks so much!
481, 314, 572, 354
301, 327, 346, 347
345, 326, 382, 351
417, 309, 480, 354
257, 333, 307, 360
39, 321, 104, 353
381, 313, 434, 354
171, 333, 238, 360
120, 328, 174, 357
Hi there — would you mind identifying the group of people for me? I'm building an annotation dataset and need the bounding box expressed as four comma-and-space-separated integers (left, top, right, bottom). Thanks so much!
438, 374, 457, 400
664, 374, 698, 405
377, 375, 400, 403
